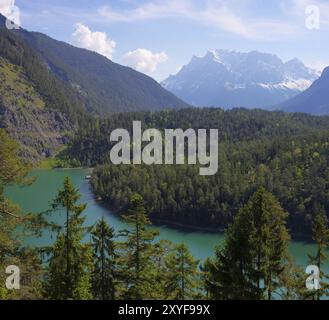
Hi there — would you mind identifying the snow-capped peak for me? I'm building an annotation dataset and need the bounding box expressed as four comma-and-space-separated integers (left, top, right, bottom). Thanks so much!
162, 49, 319, 109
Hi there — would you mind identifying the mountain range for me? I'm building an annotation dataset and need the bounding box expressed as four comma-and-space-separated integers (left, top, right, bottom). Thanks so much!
1, 11, 329, 162
162, 50, 320, 109
0, 13, 187, 161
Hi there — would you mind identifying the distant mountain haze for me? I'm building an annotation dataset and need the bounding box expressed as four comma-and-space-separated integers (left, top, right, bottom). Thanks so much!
278, 66, 329, 115
162, 50, 319, 110
1, 10, 328, 164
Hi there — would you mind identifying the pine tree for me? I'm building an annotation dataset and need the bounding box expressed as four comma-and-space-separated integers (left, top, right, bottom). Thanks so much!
52, 178, 84, 278
119, 194, 159, 299
147, 240, 175, 299
44, 177, 93, 300
208, 188, 290, 300
0, 130, 29, 192
307, 208, 329, 300
0, 130, 42, 300
258, 189, 290, 300
200, 257, 223, 300
91, 217, 117, 300
164, 244, 199, 300
208, 211, 261, 300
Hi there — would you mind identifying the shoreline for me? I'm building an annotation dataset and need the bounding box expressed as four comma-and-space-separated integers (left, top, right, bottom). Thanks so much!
36, 165, 94, 171
33, 167, 315, 243
95, 198, 314, 243
151, 218, 226, 234
95, 199, 224, 234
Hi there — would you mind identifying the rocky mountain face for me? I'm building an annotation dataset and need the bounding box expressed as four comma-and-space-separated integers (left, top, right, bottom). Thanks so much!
0, 57, 74, 162
162, 50, 319, 109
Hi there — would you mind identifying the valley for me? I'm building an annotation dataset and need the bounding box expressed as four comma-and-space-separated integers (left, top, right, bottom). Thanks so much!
1, 5, 329, 301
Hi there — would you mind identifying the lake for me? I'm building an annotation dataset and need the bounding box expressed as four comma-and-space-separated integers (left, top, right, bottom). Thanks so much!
5, 169, 325, 272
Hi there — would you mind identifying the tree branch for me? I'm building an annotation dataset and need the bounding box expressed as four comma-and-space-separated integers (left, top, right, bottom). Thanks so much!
0, 207, 21, 219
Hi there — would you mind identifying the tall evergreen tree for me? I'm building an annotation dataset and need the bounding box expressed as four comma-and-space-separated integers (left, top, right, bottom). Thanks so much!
91, 217, 117, 300
207, 213, 261, 300
44, 177, 93, 300
0, 130, 43, 300
147, 240, 175, 299
200, 258, 221, 300
52, 178, 83, 278
257, 189, 290, 300
119, 194, 159, 299
164, 244, 199, 300
208, 188, 290, 300
307, 208, 329, 300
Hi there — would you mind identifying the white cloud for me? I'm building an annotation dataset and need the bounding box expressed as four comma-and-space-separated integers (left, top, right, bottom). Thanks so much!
306, 60, 329, 73
0, 0, 14, 16
98, 1, 191, 23
72, 23, 116, 60
0, 0, 21, 26
123, 49, 168, 74
98, 0, 299, 40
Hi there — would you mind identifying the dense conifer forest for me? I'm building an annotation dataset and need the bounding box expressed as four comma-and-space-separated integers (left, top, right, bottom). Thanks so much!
1, 5, 329, 303
1, 130, 329, 300
63, 108, 329, 237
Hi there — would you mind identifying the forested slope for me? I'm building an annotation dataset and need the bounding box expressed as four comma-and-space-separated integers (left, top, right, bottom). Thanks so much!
0, 25, 85, 161
0, 13, 188, 161
18, 26, 189, 115
64, 108, 329, 237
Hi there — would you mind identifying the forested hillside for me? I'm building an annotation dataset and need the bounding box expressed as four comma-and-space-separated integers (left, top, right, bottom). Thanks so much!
64, 108, 329, 237
2, 128, 328, 300
17, 25, 189, 115
0, 25, 87, 161
0, 57, 74, 161
0, 13, 188, 161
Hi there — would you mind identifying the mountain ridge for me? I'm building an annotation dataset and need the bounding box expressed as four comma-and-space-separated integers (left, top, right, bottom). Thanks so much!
16, 27, 189, 116
0, 13, 189, 117
0, 13, 189, 161
278, 66, 329, 115
162, 49, 319, 109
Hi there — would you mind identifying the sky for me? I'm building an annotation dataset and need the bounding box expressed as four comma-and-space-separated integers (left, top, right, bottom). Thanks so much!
1, 0, 329, 82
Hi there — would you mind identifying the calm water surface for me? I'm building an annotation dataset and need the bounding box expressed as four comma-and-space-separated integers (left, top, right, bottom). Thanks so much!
5, 169, 325, 272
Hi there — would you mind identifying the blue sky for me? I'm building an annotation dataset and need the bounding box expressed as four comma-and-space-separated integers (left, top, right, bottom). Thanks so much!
2, 0, 329, 81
